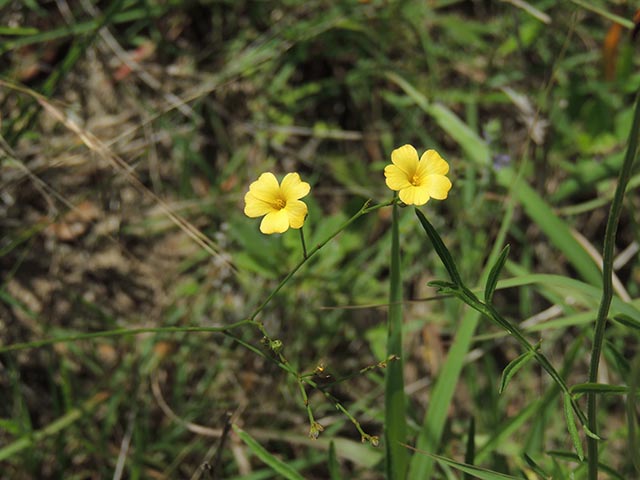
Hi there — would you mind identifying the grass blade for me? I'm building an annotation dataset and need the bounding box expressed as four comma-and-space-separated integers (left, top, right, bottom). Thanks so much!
463, 417, 476, 480
612, 314, 640, 331
547, 451, 626, 480
385, 202, 408, 479
233, 425, 305, 480
328, 441, 343, 480
408, 448, 521, 480
523, 453, 551, 478
409, 308, 481, 478
627, 355, 640, 474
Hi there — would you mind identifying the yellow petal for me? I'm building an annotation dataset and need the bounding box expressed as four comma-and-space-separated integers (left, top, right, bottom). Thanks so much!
399, 186, 431, 206
260, 210, 290, 234
248, 172, 281, 203
424, 175, 452, 200
244, 191, 274, 218
285, 200, 308, 229
418, 149, 449, 177
281, 173, 310, 201
390, 144, 419, 176
384, 164, 412, 191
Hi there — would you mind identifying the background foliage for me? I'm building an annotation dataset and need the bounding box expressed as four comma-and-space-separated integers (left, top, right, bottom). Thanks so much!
1, 0, 639, 478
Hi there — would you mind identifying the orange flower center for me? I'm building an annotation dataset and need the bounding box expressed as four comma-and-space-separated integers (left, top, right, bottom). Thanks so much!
274, 198, 286, 210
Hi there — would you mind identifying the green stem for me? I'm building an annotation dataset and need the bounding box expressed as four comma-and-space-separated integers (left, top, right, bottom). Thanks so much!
0, 322, 251, 354
303, 376, 376, 443
248, 198, 394, 323
385, 201, 408, 479
457, 287, 588, 427
299, 225, 308, 259
587, 90, 640, 479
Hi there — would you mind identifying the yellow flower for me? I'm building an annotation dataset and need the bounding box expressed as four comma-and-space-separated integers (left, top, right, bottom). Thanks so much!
244, 172, 311, 234
384, 144, 452, 205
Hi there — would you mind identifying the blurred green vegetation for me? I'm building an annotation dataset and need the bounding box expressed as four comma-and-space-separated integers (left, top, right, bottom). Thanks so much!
1, 0, 640, 478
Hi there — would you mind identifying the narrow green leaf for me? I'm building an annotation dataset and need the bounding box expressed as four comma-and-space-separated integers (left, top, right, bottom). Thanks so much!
605, 340, 631, 378
570, 383, 635, 396
626, 355, 640, 474
463, 417, 476, 480
523, 453, 551, 478
415, 208, 462, 285
499, 350, 534, 394
497, 273, 640, 320
410, 449, 521, 480
563, 393, 584, 461
485, 244, 510, 303
0, 26, 39, 35
547, 450, 626, 480
385, 202, 408, 479
328, 441, 343, 480
410, 308, 481, 478
613, 314, 640, 331
0, 392, 108, 461
233, 425, 305, 480
568, 0, 635, 28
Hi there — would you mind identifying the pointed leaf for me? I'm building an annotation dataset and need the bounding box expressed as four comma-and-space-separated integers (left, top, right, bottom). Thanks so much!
484, 244, 510, 303
463, 417, 476, 480
570, 382, 635, 396
547, 450, 626, 479
499, 350, 534, 394
523, 453, 551, 478
626, 355, 640, 474
328, 441, 343, 480
613, 314, 640, 331
410, 449, 521, 479
415, 208, 462, 285
233, 425, 305, 480
563, 392, 584, 461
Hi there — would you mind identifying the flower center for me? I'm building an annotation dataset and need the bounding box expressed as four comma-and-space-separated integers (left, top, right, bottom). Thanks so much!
410, 173, 421, 186
274, 198, 286, 210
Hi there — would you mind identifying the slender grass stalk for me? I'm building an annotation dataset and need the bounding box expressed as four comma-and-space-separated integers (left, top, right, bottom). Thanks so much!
385, 201, 408, 479
0, 323, 251, 354
587, 90, 640, 479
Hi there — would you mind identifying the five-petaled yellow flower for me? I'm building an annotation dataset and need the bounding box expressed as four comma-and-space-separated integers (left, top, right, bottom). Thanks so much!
384, 144, 452, 205
244, 172, 311, 234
